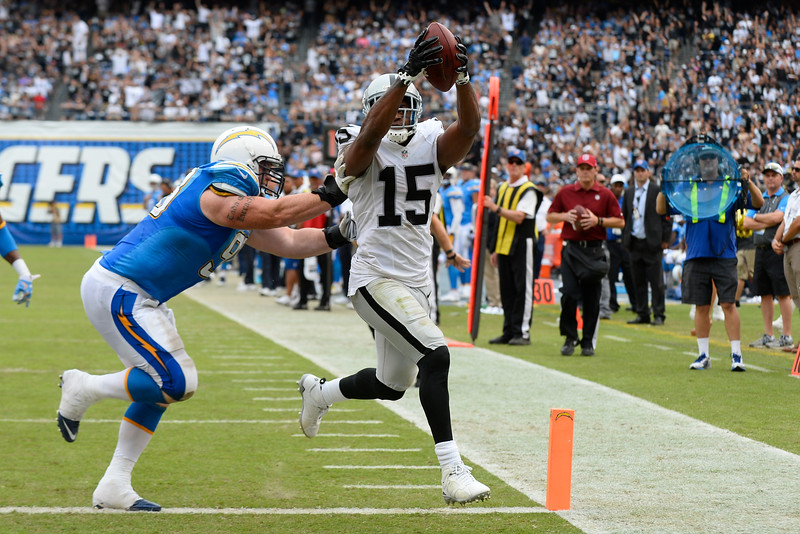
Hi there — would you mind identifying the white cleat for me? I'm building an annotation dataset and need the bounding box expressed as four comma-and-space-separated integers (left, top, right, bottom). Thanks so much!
297, 374, 330, 438
93, 475, 161, 512
57, 369, 100, 443
439, 290, 461, 303
441, 462, 491, 505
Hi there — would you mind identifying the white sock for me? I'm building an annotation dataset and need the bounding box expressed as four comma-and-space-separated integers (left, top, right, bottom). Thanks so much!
320, 378, 347, 405
731, 340, 741, 355
11, 258, 31, 278
697, 338, 710, 356
96, 456, 140, 507
98, 370, 135, 401
114, 419, 154, 464
434, 440, 461, 467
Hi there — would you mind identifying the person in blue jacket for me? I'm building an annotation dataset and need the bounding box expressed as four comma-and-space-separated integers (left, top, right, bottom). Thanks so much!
657, 134, 762, 371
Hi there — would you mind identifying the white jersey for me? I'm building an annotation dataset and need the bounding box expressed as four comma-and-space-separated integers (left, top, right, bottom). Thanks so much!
337, 119, 444, 294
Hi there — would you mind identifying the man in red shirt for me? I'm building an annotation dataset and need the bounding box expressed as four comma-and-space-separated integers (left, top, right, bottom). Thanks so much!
294, 170, 333, 310
546, 154, 624, 356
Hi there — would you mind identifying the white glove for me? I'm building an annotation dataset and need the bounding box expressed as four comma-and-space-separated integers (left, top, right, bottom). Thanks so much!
338, 210, 357, 242
334, 153, 358, 195
303, 256, 319, 282
323, 210, 357, 248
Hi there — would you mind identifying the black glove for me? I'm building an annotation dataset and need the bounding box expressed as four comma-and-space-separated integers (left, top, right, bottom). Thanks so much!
311, 174, 347, 207
398, 28, 443, 85
323, 211, 357, 249
455, 35, 470, 85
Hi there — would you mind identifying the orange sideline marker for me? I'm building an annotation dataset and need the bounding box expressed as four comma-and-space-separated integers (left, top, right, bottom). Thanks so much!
546, 408, 574, 511
445, 338, 474, 348
84, 234, 97, 249
791, 344, 800, 377
576, 308, 583, 330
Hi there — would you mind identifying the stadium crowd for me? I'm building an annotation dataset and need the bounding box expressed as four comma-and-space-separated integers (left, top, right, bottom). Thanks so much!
4, 0, 800, 317
508, 2, 800, 189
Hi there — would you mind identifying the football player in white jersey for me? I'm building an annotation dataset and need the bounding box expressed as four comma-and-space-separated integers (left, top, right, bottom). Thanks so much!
56, 126, 353, 511
297, 29, 491, 505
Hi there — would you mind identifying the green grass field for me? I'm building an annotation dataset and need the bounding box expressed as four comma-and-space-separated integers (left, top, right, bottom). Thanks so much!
1, 246, 798, 532
439, 288, 800, 456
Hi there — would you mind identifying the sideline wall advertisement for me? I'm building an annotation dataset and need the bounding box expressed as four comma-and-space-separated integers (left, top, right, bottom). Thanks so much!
0, 121, 279, 245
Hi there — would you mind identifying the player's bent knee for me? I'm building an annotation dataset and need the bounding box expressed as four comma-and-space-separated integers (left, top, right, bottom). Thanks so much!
417, 346, 450, 376
163, 360, 198, 402
375, 381, 405, 401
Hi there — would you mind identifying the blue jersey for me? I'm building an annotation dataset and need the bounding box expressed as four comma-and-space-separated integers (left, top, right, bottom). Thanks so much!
461, 178, 481, 226
685, 193, 753, 260
668, 178, 754, 260
100, 161, 260, 302
440, 183, 464, 228
607, 195, 624, 241
746, 187, 789, 218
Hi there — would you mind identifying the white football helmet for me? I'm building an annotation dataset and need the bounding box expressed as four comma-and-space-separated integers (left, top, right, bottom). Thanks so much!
210, 126, 285, 197
362, 73, 423, 144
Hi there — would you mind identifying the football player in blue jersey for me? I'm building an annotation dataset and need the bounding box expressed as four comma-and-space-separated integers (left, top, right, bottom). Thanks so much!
439, 169, 465, 302
0, 175, 39, 307
56, 125, 353, 511
456, 163, 481, 293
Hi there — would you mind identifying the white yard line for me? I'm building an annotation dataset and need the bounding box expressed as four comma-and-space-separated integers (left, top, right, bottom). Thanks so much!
324, 465, 440, 470
309, 448, 422, 452
214, 355, 283, 360
184, 284, 800, 533
290, 433, 399, 438
232, 378, 296, 383
342, 484, 440, 489
243, 387, 297, 391
251, 397, 304, 401
0, 506, 546, 515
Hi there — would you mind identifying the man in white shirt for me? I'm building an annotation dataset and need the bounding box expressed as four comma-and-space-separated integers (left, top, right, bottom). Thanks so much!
771, 160, 800, 353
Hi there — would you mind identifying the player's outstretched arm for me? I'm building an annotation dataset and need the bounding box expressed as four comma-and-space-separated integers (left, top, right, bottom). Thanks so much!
0, 216, 39, 307
248, 211, 356, 258
344, 30, 443, 179
200, 178, 345, 231
438, 36, 479, 170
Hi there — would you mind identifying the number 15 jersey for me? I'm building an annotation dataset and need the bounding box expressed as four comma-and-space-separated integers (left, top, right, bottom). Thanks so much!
337, 119, 444, 295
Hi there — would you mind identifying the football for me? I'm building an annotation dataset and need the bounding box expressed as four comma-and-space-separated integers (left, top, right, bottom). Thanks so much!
572, 205, 588, 230
423, 22, 459, 92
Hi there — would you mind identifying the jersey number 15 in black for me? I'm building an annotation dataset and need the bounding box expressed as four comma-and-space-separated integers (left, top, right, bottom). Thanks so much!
377, 164, 434, 227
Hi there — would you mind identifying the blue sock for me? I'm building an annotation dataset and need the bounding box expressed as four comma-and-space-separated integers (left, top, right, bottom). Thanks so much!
448, 265, 459, 291
123, 402, 166, 433
126, 367, 166, 403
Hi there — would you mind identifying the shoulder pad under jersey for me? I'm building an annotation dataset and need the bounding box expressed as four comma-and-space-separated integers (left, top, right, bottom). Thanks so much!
415, 118, 445, 141
335, 125, 361, 151
203, 161, 260, 197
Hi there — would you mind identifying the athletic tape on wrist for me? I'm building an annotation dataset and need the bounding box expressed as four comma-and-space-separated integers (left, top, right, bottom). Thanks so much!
12, 258, 30, 278
397, 70, 418, 85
